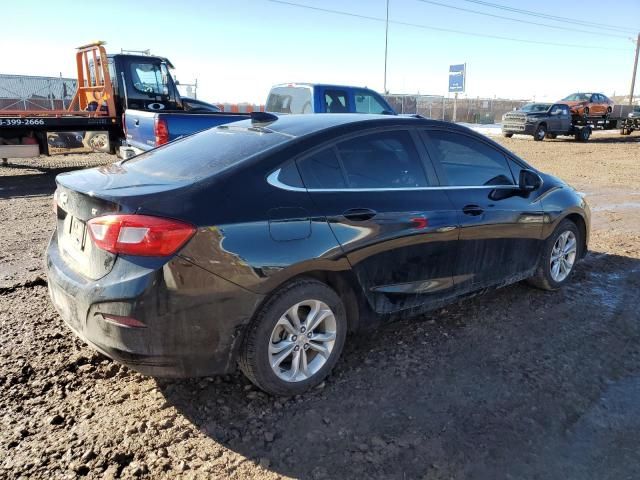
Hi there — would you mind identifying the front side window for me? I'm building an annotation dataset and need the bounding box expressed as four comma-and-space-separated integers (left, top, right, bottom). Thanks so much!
337, 130, 428, 188
131, 63, 165, 94
354, 90, 388, 114
427, 130, 514, 187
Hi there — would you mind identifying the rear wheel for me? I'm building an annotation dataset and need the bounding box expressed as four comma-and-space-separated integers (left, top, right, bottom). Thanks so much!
533, 124, 546, 141
583, 106, 590, 117
239, 279, 347, 396
527, 219, 580, 291
574, 127, 591, 142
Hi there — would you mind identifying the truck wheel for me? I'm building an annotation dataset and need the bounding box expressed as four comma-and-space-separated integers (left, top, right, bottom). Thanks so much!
620, 128, 629, 135
534, 124, 546, 141
575, 127, 591, 142
502, 132, 513, 138
583, 107, 590, 118
545, 133, 557, 140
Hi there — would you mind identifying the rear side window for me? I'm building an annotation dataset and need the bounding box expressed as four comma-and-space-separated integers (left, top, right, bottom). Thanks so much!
324, 90, 348, 113
297, 148, 346, 189
427, 130, 514, 186
337, 130, 428, 188
123, 126, 288, 180
354, 90, 388, 114
266, 86, 313, 114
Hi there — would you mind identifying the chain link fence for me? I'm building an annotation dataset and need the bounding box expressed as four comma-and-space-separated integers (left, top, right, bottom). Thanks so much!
384, 94, 529, 124
0, 74, 76, 111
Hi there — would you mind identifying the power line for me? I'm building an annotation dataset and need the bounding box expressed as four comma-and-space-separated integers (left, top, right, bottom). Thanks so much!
460, 0, 638, 34
415, 0, 630, 39
266, 0, 631, 51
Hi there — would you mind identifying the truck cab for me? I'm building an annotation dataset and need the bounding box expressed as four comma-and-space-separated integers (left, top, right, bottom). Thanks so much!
266, 83, 395, 115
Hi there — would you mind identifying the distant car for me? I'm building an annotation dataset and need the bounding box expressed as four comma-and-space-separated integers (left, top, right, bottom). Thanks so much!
47, 113, 590, 396
629, 105, 640, 119
560, 93, 613, 117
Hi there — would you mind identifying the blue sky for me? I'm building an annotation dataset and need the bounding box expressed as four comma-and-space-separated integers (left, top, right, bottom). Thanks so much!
2, 0, 638, 103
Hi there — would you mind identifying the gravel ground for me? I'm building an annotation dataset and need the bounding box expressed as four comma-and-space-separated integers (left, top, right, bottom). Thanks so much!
1, 132, 639, 479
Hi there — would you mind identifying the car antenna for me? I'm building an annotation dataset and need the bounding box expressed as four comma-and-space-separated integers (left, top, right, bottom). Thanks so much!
251, 111, 278, 125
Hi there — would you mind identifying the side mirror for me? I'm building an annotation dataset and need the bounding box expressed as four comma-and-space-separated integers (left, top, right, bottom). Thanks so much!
519, 169, 543, 191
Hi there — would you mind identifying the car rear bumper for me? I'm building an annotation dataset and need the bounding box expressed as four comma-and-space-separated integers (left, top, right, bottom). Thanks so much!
46, 233, 264, 377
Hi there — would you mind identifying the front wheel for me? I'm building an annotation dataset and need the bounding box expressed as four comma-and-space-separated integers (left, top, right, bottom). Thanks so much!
527, 219, 580, 291
533, 124, 546, 141
239, 279, 347, 396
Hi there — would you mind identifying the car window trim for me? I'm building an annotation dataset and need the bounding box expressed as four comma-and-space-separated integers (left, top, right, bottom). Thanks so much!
266, 171, 521, 192
419, 127, 518, 187
267, 125, 531, 192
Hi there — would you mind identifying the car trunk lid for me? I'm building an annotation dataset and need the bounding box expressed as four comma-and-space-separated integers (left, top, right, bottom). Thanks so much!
54, 163, 191, 280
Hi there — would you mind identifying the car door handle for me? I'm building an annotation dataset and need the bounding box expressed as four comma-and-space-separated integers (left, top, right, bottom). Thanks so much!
462, 204, 484, 216
343, 208, 377, 221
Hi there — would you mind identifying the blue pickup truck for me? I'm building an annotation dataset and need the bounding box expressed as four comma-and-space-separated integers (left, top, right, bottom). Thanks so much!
123, 83, 396, 154
122, 109, 250, 155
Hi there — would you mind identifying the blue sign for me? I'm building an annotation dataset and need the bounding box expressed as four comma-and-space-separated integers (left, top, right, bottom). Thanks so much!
449, 64, 466, 93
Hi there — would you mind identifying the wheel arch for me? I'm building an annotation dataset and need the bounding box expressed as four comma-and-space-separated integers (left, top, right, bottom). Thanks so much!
564, 212, 588, 258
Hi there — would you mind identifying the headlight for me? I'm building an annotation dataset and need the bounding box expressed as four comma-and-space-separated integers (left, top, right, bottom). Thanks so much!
525, 116, 538, 122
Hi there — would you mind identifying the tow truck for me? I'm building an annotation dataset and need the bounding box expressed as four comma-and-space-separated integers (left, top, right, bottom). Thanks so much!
0, 41, 223, 164
502, 102, 637, 141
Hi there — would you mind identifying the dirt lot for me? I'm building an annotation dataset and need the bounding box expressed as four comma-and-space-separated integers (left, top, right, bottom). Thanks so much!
1, 133, 639, 479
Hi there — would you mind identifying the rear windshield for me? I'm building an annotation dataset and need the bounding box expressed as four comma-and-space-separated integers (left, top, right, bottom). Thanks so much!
266, 86, 313, 114
122, 126, 288, 180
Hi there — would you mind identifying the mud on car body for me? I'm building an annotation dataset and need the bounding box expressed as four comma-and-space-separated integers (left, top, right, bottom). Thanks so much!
47, 113, 590, 395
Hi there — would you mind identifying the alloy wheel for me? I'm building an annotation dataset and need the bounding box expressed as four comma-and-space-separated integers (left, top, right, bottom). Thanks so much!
550, 230, 577, 282
268, 300, 337, 382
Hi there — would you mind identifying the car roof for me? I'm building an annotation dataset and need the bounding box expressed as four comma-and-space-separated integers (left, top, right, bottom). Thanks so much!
225, 113, 463, 138
270, 83, 378, 92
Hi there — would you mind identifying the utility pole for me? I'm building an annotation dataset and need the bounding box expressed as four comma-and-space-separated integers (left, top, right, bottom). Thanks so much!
629, 33, 640, 105
383, 0, 389, 94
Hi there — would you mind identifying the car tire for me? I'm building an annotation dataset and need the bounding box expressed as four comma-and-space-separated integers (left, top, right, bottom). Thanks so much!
583, 107, 590, 117
574, 127, 591, 142
502, 132, 513, 138
545, 132, 557, 139
533, 124, 546, 141
527, 219, 581, 291
239, 278, 347, 396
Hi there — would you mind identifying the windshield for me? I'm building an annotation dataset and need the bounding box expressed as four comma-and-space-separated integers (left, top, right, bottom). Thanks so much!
266, 86, 313, 114
520, 103, 552, 113
562, 93, 591, 101
130, 62, 167, 95
122, 125, 289, 180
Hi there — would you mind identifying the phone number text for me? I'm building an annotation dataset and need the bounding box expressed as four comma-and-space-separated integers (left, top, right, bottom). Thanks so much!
0, 118, 46, 127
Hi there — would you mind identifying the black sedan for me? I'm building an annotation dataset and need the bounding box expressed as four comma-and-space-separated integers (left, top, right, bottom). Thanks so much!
47, 113, 590, 396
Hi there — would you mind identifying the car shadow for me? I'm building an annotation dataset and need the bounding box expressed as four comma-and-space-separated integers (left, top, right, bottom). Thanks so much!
0, 167, 77, 199
157, 250, 640, 479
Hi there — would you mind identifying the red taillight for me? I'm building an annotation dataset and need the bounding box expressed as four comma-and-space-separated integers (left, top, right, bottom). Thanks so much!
154, 117, 169, 146
87, 214, 195, 256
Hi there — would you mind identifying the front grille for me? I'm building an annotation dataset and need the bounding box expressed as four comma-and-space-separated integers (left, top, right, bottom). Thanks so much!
503, 123, 526, 131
